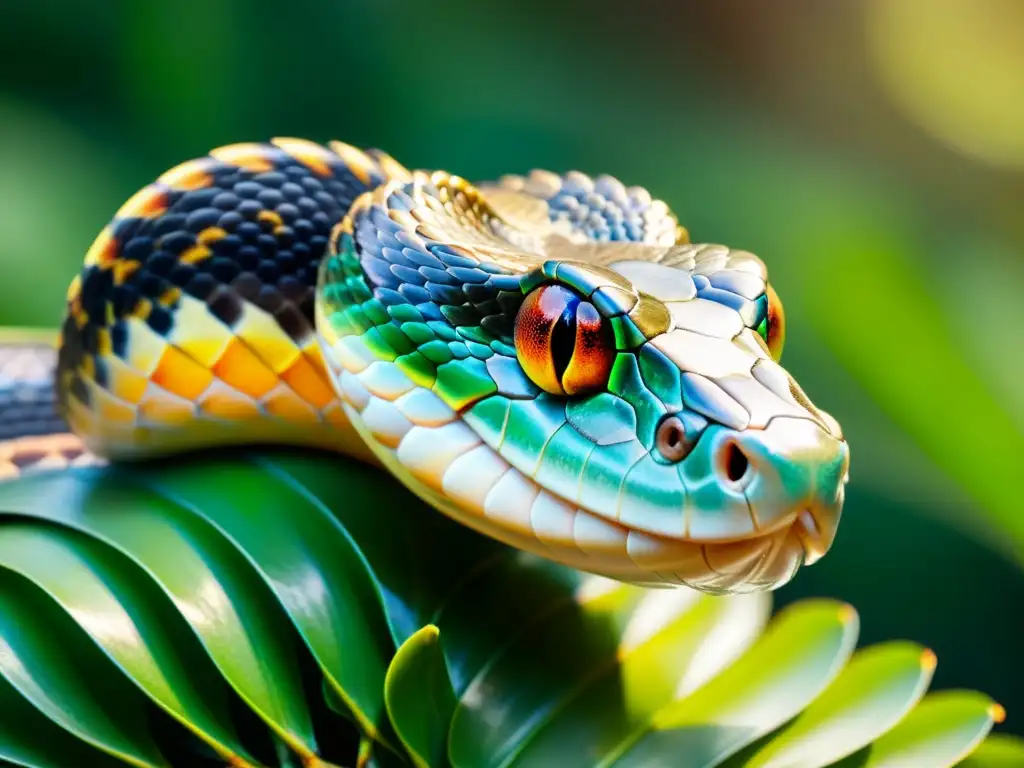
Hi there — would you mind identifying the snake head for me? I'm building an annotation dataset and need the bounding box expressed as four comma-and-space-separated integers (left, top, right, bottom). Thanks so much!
318, 171, 849, 593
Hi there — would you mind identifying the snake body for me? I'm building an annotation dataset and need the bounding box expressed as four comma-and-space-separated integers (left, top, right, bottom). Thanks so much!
0, 138, 849, 593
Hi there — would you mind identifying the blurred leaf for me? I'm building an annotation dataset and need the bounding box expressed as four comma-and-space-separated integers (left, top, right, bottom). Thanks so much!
832, 691, 1005, 767
0, 99, 123, 328
959, 734, 1024, 766
722, 641, 934, 767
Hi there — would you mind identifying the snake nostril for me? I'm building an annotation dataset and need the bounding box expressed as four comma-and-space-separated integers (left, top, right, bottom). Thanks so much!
721, 440, 751, 485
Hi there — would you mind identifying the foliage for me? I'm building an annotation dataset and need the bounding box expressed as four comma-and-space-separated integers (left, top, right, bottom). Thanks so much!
0, 451, 1016, 767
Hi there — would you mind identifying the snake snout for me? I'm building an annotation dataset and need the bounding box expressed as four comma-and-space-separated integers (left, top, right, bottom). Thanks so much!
730, 416, 849, 563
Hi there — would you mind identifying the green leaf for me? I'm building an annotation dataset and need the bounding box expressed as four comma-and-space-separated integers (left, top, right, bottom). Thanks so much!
384, 625, 456, 768
833, 691, 1005, 767
0, 469, 318, 759
797, 226, 1024, 563
502, 591, 772, 767
131, 456, 396, 739
0, 669, 131, 768
0, 569, 169, 767
959, 734, 1024, 766
604, 599, 859, 767
722, 641, 935, 767
0, 521, 255, 764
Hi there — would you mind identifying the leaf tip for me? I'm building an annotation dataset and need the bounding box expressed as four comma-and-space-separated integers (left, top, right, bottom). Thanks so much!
837, 602, 857, 624
920, 647, 938, 672
990, 702, 1007, 724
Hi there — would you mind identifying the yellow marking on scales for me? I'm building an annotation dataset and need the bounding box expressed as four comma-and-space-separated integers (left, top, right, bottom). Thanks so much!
157, 157, 215, 190
123, 317, 172, 376
271, 137, 336, 177
263, 386, 320, 423
166, 295, 235, 367
257, 210, 283, 229
84, 228, 117, 267
116, 185, 169, 219
180, 245, 212, 265
210, 143, 276, 172
138, 386, 195, 427
113, 259, 141, 285
327, 140, 379, 185
232, 304, 303, 373
106, 356, 149, 404
87, 382, 137, 425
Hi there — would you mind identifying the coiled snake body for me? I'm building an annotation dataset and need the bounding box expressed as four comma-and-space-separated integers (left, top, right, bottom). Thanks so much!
0, 139, 849, 593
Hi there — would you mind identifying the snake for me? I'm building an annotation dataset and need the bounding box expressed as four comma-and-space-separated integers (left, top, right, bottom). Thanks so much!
0, 138, 849, 594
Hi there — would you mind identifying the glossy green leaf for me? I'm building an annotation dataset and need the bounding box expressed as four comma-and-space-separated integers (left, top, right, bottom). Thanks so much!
723, 641, 935, 767
384, 625, 456, 768
132, 456, 395, 738
0, 469, 317, 759
262, 454, 509, 646
0, 669, 131, 768
503, 591, 772, 768
0, 522, 255, 764
833, 691, 1004, 767
0, 570, 167, 768
605, 599, 859, 767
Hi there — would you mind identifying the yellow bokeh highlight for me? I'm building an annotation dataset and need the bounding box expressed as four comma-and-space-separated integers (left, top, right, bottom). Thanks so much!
868, 0, 1024, 168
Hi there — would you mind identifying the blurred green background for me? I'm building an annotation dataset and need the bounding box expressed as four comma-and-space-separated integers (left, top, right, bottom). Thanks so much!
2, 0, 1022, 737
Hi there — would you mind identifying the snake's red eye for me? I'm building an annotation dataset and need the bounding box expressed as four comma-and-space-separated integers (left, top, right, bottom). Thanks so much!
757, 282, 786, 361
514, 284, 616, 396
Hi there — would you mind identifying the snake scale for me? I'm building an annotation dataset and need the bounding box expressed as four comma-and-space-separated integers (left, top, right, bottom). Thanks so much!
0, 138, 849, 593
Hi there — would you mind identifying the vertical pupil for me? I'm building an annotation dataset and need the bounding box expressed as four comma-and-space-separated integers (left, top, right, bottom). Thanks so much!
548, 294, 579, 380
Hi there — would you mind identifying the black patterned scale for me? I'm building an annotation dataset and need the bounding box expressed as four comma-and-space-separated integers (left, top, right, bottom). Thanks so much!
59, 140, 392, 406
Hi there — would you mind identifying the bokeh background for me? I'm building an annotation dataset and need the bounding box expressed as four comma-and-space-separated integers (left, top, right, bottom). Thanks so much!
2, 0, 1022, 737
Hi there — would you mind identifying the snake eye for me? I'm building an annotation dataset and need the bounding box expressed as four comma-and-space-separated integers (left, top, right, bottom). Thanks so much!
514, 284, 615, 396
757, 282, 786, 361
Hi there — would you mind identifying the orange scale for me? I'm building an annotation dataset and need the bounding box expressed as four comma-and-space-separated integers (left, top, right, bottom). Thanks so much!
263, 387, 320, 423
279, 354, 336, 409
150, 346, 215, 401
198, 386, 262, 421
211, 338, 280, 399
137, 386, 196, 427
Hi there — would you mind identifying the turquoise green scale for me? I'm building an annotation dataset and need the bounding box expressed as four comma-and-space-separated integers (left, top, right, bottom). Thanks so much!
322, 231, 507, 415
